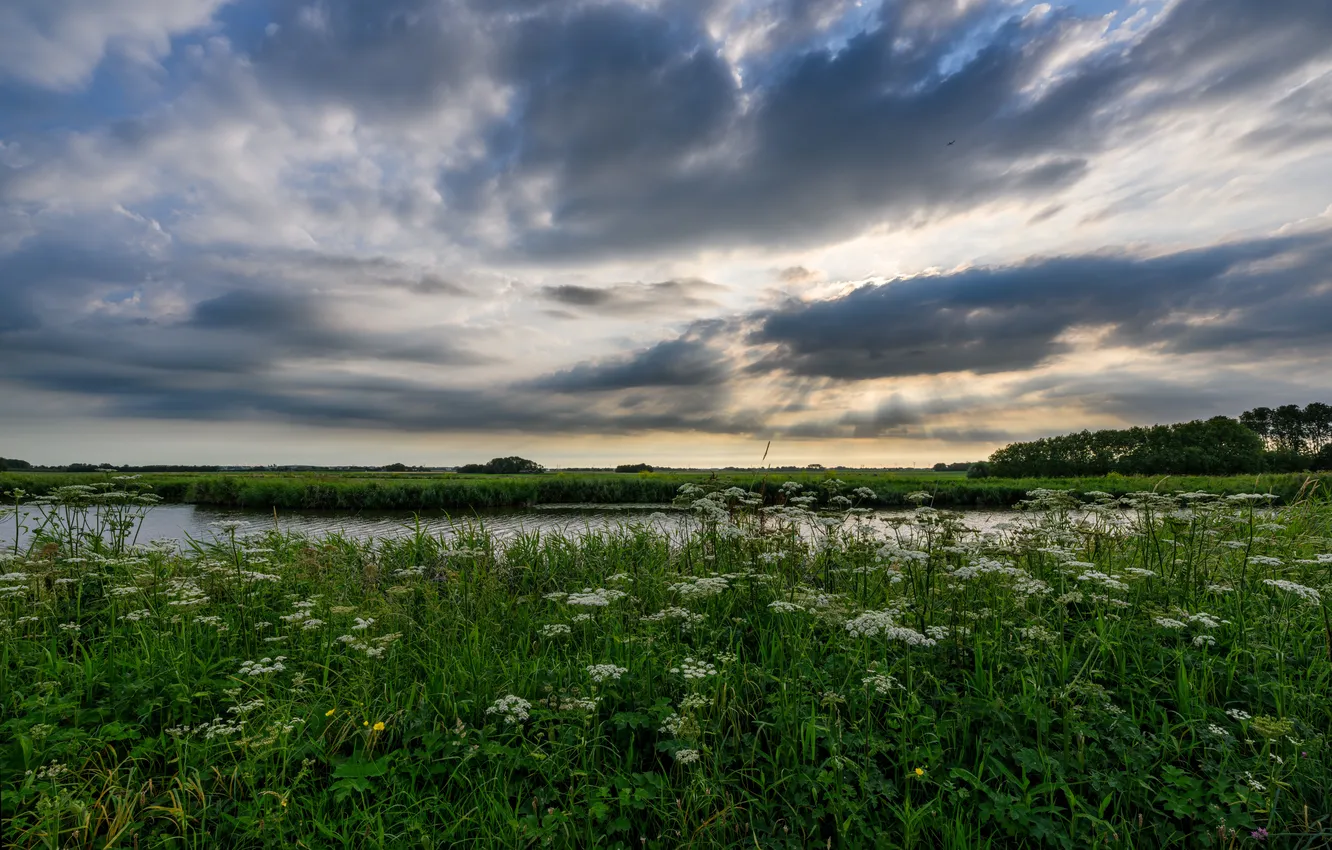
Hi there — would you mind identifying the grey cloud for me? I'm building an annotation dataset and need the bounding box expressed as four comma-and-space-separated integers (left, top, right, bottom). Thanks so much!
252, 0, 487, 119
538, 278, 724, 316
528, 333, 731, 393
431, 0, 1329, 260
747, 232, 1330, 380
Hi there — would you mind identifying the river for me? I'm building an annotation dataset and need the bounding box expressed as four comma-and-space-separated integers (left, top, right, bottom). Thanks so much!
0, 503, 1024, 550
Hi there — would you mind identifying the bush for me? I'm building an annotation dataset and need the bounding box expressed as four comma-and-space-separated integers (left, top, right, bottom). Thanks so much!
615, 463, 654, 473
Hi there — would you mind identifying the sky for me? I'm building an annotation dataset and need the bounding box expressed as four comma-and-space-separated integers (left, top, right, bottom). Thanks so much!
2, 0, 1331, 468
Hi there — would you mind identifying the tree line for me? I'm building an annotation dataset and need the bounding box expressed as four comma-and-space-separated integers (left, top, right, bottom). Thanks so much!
986, 402, 1332, 478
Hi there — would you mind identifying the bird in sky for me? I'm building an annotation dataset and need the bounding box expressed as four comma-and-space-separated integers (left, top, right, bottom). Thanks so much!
946, 140, 955, 146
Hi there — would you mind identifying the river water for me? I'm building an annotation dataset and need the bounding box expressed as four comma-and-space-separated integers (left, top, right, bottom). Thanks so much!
0, 503, 1022, 549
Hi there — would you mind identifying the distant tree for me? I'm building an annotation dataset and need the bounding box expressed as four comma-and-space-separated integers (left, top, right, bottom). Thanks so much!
66, 463, 100, 472
1312, 443, 1332, 472
966, 462, 991, 479
615, 463, 654, 473
0, 457, 33, 471
457, 456, 546, 474
805, 463, 825, 470
382, 463, 408, 472
988, 416, 1263, 477
932, 462, 949, 471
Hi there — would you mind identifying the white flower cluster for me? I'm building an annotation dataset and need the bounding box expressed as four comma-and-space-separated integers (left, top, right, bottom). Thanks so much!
1207, 724, 1230, 737
486, 695, 531, 724
844, 610, 938, 646
667, 576, 730, 598
239, 656, 287, 676
767, 600, 806, 613
1153, 617, 1188, 629
564, 587, 629, 607
1184, 611, 1225, 628
1193, 634, 1216, 647
670, 657, 717, 680
949, 557, 1024, 580
642, 607, 706, 627
544, 694, 598, 712
673, 748, 701, 765
587, 664, 628, 683
335, 632, 401, 658
353, 617, 375, 631
166, 578, 209, 608
862, 672, 903, 695
120, 609, 152, 622
1076, 571, 1129, 592
1226, 708, 1251, 722
1019, 625, 1057, 644
169, 716, 244, 740
1262, 578, 1320, 605
540, 623, 572, 637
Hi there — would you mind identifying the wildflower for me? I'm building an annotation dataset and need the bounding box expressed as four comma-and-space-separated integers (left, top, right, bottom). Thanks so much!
1251, 827, 1268, 841
325, 709, 336, 717
539, 623, 571, 637
587, 664, 628, 683
914, 767, 924, 777
1153, 617, 1188, 630
673, 749, 701, 765
669, 657, 717, 680
1261, 578, 1320, 605
1193, 634, 1216, 648
485, 695, 532, 725
1226, 708, 1252, 722
861, 672, 902, 695
564, 587, 628, 607
373, 721, 385, 732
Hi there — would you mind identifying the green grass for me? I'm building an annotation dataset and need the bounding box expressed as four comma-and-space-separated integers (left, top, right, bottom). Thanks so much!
1, 482, 1331, 847
2, 469, 1326, 511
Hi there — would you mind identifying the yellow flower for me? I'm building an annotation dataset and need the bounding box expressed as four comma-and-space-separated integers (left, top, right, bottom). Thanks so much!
363, 721, 368, 726
325, 709, 336, 717
914, 768, 924, 776
373, 721, 386, 732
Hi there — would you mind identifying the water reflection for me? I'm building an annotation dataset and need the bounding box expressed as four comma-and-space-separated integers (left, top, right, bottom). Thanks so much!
1, 503, 1024, 549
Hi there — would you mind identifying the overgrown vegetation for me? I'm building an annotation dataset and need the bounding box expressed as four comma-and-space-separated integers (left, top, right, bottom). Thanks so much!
2, 479, 1331, 847
3, 469, 1329, 513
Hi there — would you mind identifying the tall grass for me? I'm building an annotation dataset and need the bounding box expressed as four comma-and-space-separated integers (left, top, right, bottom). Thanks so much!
2, 470, 1326, 511
1, 482, 1330, 847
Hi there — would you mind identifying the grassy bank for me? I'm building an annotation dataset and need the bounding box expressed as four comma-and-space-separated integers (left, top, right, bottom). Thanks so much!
2, 469, 1327, 511
2, 483, 1330, 847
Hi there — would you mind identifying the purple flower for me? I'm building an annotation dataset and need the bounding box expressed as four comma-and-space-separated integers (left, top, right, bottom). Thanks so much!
1251, 827, 1269, 841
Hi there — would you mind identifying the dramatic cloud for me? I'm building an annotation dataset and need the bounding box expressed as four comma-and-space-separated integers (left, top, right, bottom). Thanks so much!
538, 278, 724, 316
3, 0, 1332, 464
747, 232, 1331, 380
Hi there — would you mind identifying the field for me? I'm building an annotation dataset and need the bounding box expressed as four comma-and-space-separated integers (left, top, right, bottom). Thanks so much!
1, 480, 1330, 847
1, 469, 1327, 511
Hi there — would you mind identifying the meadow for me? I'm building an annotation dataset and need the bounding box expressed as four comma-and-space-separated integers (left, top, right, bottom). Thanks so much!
1, 469, 1326, 511
1, 480, 1331, 847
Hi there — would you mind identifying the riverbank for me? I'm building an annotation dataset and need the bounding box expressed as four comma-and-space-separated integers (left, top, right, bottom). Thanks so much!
2, 469, 1327, 510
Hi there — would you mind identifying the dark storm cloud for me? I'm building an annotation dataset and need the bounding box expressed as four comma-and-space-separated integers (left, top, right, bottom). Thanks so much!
527, 332, 731, 393
538, 278, 723, 316
251, 0, 485, 119
428, 0, 1332, 260
747, 231, 1332, 380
